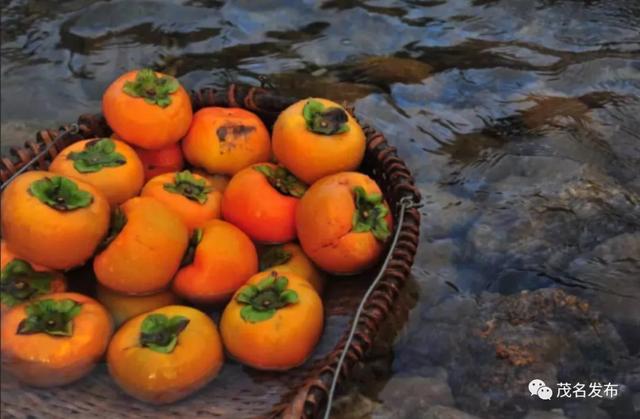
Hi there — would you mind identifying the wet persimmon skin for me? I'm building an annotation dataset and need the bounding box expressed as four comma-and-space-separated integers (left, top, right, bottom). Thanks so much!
94, 197, 189, 295
259, 242, 325, 294
49, 138, 145, 206
96, 283, 178, 328
296, 172, 393, 275
140, 172, 222, 233
272, 98, 366, 184
134, 143, 185, 182
107, 305, 224, 404
182, 107, 271, 175
222, 163, 298, 243
220, 272, 323, 371
172, 219, 258, 304
1, 171, 110, 270
1, 292, 113, 387
102, 70, 193, 150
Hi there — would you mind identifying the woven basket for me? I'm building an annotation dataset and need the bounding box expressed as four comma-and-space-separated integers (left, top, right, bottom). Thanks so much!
0, 84, 421, 419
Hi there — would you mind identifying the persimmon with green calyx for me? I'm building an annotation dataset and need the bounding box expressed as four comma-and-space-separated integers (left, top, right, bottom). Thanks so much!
222, 163, 306, 243
220, 271, 323, 371
1, 171, 110, 270
272, 98, 365, 184
258, 242, 324, 294
103, 69, 193, 150
141, 170, 222, 232
296, 171, 393, 274
107, 305, 224, 404
50, 138, 145, 206
1, 292, 113, 387
96, 283, 178, 328
1, 259, 67, 313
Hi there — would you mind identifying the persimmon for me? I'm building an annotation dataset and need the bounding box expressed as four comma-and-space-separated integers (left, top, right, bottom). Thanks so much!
96, 283, 178, 328
141, 170, 222, 232
259, 243, 324, 294
1, 171, 110, 270
134, 142, 184, 181
49, 138, 144, 206
193, 169, 229, 193
94, 197, 189, 295
103, 69, 193, 150
1, 241, 67, 313
172, 220, 258, 304
182, 107, 271, 175
1, 292, 113, 387
222, 163, 306, 243
220, 270, 323, 370
107, 305, 224, 404
296, 172, 393, 274
272, 98, 365, 184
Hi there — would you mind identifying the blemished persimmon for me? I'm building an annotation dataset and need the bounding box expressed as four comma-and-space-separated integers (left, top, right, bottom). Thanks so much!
1, 292, 113, 387
296, 172, 393, 274
172, 220, 258, 304
1, 241, 67, 313
258, 242, 324, 294
96, 283, 178, 328
94, 197, 189, 295
103, 69, 193, 150
272, 98, 366, 184
49, 138, 144, 206
134, 142, 184, 181
221, 163, 306, 243
141, 170, 222, 232
107, 305, 224, 404
220, 270, 323, 371
1, 171, 110, 270
182, 107, 271, 175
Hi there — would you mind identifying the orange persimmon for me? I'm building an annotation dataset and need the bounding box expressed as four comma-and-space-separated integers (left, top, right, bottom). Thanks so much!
49, 138, 144, 206
220, 270, 323, 370
258, 242, 324, 294
1, 171, 110, 270
1, 292, 113, 387
107, 305, 224, 404
103, 69, 193, 150
272, 98, 365, 184
172, 220, 258, 304
182, 107, 271, 175
134, 142, 185, 182
141, 170, 222, 232
96, 283, 178, 328
296, 172, 393, 274
222, 163, 306, 243
94, 197, 189, 295
193, 169, 229, 193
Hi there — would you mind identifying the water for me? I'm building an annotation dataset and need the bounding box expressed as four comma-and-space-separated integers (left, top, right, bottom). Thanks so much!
2, 0, 639, 418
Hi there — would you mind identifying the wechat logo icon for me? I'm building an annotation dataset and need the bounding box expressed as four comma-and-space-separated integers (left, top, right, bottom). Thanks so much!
529, 379, 553, 400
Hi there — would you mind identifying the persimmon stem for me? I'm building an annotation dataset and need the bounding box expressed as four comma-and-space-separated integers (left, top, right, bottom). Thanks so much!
236, 271, 299, 323
302, 99, 350, 135
29, 176, 93, 211
352, 186, 391, 241
1, 260, 55, 308
17, 299, 82, 337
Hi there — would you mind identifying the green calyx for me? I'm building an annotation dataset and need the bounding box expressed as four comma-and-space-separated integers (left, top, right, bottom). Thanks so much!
236, 272, 299, 323
17, 298, 82, 337
67, 138, 126, 173
181, 228, 203, 267
253, 165, 307, 198
122, 68, 179, 108
98, 208, 127, 252
29, 176, 93, 211
1, 260, 55, 308
163, 171, 212, 204
302, 99, 350, 136
259, 246, 292, 271
139, 313, 190, 353
352, 186, 391, 241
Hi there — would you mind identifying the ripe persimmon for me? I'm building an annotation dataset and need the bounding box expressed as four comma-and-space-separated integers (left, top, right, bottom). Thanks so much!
296, 172, 393, 274
258, 242, 324, 294
222, 163, 306, 243
272, 98, 365, 184
1, 171, 110, 270
193, 170, 229, 193
96, 283, 178, 328
107, 305, 224, 404
172, 220, 258, 304
141, 170, 222, 232
134, 142, 184, 181
1, 292, 113, 387
49, 138, 144, 206
182, 107, 271, 175
220, 270, 323, 371
103, 69, 192, 150
94, 197, 189, 295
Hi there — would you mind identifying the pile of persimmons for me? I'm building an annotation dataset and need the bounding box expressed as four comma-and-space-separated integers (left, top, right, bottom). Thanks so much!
0, 69, 392, 404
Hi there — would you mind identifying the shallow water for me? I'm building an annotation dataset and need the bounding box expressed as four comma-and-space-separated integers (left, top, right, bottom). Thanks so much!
1, 0, 639, 418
